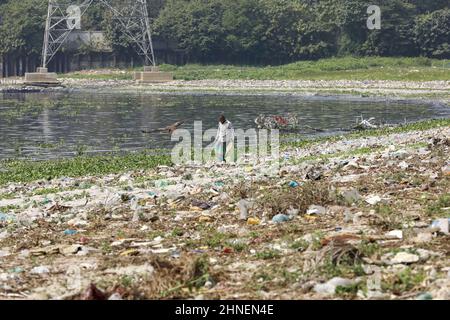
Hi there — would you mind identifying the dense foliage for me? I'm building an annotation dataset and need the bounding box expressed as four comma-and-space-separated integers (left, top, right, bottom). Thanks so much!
0, 0, 448, 63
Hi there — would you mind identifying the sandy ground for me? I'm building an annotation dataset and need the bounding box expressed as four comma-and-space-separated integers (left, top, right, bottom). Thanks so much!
0, 125, 449, 300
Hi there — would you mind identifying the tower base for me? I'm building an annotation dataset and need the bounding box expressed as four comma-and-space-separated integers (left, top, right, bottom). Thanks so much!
24, 68, 61, 87
134, 66, 173, 84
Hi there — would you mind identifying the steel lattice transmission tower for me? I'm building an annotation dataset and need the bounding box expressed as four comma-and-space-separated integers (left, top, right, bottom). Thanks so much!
41, 0, 156, 68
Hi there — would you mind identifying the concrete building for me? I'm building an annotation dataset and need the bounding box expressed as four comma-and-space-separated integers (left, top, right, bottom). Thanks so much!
1, 31, 184, 78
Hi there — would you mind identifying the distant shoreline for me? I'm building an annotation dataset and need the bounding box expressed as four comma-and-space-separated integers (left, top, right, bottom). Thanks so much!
1, 78, 449, 105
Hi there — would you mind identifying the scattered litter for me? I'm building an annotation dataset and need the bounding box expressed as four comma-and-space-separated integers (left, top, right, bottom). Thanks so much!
306, 205, 327, 215
288, 181, 299, 188
199, 216, 213, 223
0, 249, 10, 257
272, 214, 290, 224
108, 293, 123, 300
0, 213, 16, 223
431, 219, 449, 235
314, 277, 358, 295
416, 293, 433, 300
366, 195, 383, 205
191, 200, 212, 210
247, 218, 260, 225
388, 252, 420, 265
105, 264, 154, 277
386, 230, 403, 239
238, 199, 253, 220
63, 229, 78, 236
342, 189, 362, 204
413, 232, 433, 244
30, 266, 50, 274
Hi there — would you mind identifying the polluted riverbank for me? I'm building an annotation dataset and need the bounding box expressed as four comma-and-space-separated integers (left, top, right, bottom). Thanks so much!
1, 78, 450, 103
0, 122, 449, 300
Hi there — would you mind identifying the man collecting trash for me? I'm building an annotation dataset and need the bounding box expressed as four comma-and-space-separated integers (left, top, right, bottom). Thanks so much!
214, 115, 234, 163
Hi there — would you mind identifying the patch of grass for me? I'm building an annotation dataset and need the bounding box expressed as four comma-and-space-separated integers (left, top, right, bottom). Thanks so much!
205, 231, 229, 248
60, 57, 450, 81
290, 239, 309, 251
159, 57, 450, 81
0, 192, 17, 200
427, 193, 450, 217
311, 231, 326, 250
256, 249, 281, 260
335, 283, 361, 299
171, 228, 185, 237
33, 187, 62, 196
381, 267, 425, 295
0, 204, 21, 212
0, 151, 172, 185
227, 241, 247, 253
257, 181, 331, 216
100, 241, 112, 254
357, 241, 381, 258
187, 255, 212, 289
370, 204, 404, 231
120, 275, 134, 287
280, 269, 301, 284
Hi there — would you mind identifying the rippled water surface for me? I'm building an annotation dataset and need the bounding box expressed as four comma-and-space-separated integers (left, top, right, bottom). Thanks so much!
0, 91, 449, 160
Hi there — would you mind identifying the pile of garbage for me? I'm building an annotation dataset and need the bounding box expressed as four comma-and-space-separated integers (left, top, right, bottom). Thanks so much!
0, 126, 449, 300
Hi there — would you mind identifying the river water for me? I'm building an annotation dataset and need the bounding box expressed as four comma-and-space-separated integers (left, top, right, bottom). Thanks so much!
0, 91, 448, 160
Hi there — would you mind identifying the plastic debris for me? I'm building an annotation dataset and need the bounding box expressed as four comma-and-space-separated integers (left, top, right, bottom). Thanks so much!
386, 230, 403, 239
199, 216, 213, 223
314, 277, 358, 295
366, 195, 383, 205
154, 180, 169, 188
191, 199, 212, 210
272, 214, 290, 224
108, 293, 123, 300
247, 217, 260, 225
288, 181, 299, 188
306, 205, 327, 215
0, 213, 16, 223
431, 219, 449, 235
238, 199, 253, 220
30, 266, 50, 274
341, 189, 362, 204
388, 252, 420, 265
416, 293, 433, 300
0, 249, 10, 257
63, 229, 78, 236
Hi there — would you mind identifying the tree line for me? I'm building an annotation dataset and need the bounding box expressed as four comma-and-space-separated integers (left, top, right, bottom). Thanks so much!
0, 0, 449, 65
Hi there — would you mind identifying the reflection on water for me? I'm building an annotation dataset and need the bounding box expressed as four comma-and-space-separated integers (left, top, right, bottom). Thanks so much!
0, 91, 448, 160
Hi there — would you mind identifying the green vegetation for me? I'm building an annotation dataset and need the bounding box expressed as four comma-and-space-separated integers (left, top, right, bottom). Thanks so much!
0, 0, 448, 69
0, 118, 448, 186
159, 57, 450, 81
427, 194, 450, 217
255, 249, 281, 260
60, 57, 450, 81
155, 0, 450, 63
382, 267, 425, 294
0, 152, 171, 186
